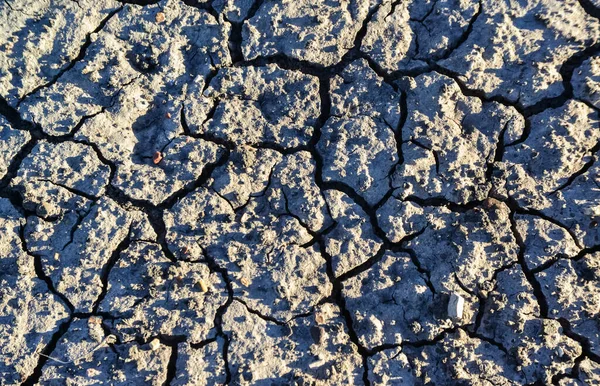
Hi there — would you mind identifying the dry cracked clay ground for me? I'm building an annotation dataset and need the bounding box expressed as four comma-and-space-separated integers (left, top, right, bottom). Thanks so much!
2, 0, 600, 385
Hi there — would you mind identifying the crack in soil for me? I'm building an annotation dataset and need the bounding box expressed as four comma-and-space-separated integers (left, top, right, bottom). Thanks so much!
2, 2, 600, 383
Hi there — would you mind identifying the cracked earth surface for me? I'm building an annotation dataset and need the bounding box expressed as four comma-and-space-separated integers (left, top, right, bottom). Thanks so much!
0, 0, 600, 384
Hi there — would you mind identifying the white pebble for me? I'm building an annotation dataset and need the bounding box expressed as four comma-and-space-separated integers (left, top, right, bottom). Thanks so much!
149, 338, 161, 351
448, 293, 465, 320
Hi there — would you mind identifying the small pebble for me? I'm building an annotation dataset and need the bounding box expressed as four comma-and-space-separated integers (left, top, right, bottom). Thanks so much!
447, 293, 465, 320
315, 313, 325, 324
240, 277, 250, 287
149, 338, 161, 351
153, 151, 163, 164
198, 279, 209, 293
155, 12, 165, 23
36, 202, 52, 217
88, 316, 102, 326
165, 112, 171, 119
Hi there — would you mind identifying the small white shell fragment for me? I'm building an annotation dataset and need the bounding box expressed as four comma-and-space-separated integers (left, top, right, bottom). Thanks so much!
448, 293, 465, 320
309, 360, 326, 369
149, 338, 161, 351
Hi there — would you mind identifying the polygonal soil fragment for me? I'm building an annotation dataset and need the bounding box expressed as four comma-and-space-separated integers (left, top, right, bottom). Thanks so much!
0, 199, 70, 385
573, 55, 600, 109
323, 189, 382, 278
242, 0, 371, 66
522, 147, 600, 248
99, 242, 228, 344
0, 116, 30, 179
186, 64, 320, 148
392, 73, 524, 204
479, 266, 582, 384
38, 317, 171, 385
501, 100, 600, 209
272, 152, 334, 233
361, 0, 479, 72
565, 358, 600, 385
404, 201, 519, 319
164, 153, 332, 322
439, 0, 600, 107
376, 196, 427, 243
318, 115, 398, 205
10, 141, 139, 313
536, 252, 600, 357
401, 329, 526, 384
20, 0, 230, 137
343, 251, 445, 349
13, 140, 110, 197
330, 59, 401, 128
223, 301, 362, 384
0, 0, 120, 106
515, 214, 581, 271
368, 347, 416, 385
164, 187, 330, 322
115, 136, 223, 205
47, 0, 230, 205
26, 197, 131, 313
210, 146, 282, 209
172, 339, 227, 386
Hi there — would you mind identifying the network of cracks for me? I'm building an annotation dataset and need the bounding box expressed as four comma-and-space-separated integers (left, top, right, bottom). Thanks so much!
1, 0, 600, 384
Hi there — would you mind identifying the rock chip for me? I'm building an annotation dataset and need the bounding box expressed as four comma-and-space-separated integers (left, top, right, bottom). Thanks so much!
447, 293, 464, 319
